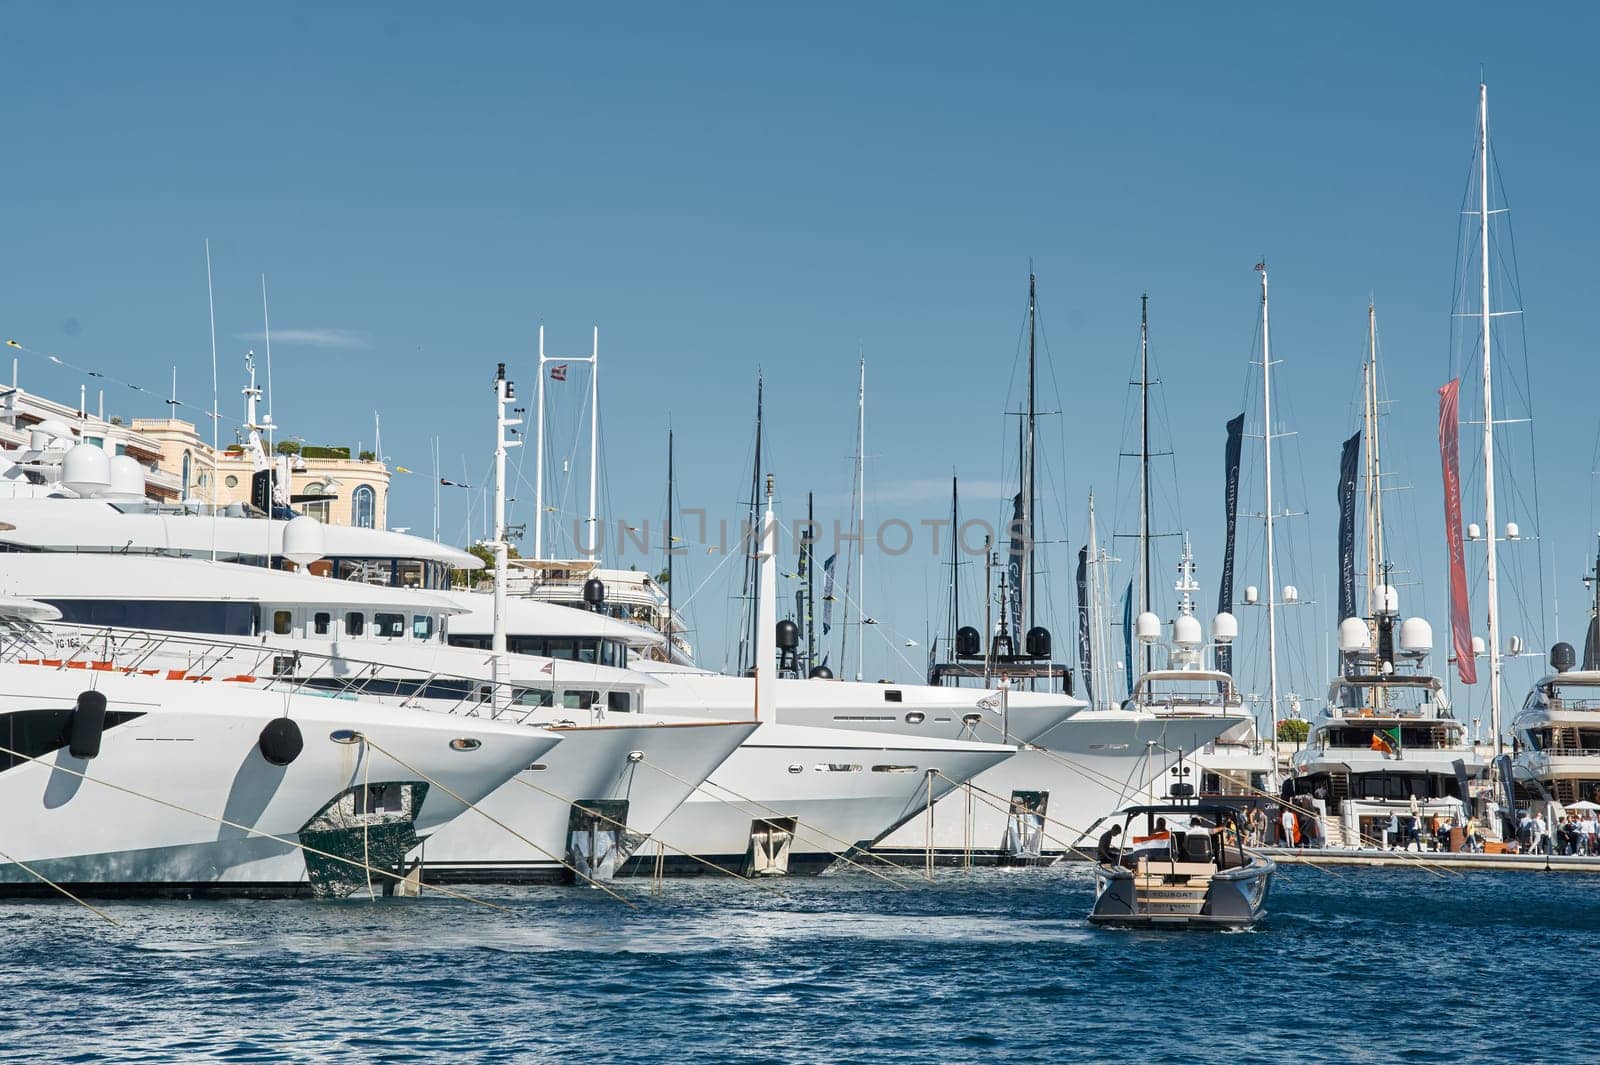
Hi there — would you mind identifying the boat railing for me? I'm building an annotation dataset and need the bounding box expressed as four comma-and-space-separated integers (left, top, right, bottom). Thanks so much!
0, 618, 568, 726
1531, 747, 1600, 761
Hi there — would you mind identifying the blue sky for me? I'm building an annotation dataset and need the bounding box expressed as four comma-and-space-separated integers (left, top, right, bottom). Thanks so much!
5, 4, 1599, 725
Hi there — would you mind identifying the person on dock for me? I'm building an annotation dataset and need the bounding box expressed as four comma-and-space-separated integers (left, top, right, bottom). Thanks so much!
1097, 824, 1122, 865
1581, 813, 1597, 856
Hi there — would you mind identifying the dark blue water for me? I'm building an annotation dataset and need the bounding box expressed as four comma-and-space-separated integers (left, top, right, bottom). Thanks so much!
2, 863, 1595, 1063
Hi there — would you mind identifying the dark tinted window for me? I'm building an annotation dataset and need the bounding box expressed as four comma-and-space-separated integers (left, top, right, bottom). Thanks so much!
345, 612, 365, 636
313, 612, 331, 635
374, 613, 405, 638
45, 599, 254, 636
607, 690, 631, 713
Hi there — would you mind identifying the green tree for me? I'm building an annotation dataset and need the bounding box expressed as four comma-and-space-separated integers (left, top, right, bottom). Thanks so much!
274, 439, 301, 455
1277, 718, 1310, 744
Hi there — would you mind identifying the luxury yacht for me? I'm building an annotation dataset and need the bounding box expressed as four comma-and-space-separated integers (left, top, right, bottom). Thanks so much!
0, 599, 561, 897
0, 421, 1014, 878
0, 548, 757, 883
1511, 642, 1600, 808
1288, 591, 1486, 847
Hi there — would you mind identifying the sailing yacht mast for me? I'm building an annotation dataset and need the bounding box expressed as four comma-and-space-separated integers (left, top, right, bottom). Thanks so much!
1362, 303, 1385, 614
665, 428, 675, 658
738, 376, 764, 674
1259, 263, 1282, 767
856, 355, 867, 681
1478, 81, 1505, 757
947, 476, 960, 658
1138, 294, 1153, 674
1024, 272, 1037, 633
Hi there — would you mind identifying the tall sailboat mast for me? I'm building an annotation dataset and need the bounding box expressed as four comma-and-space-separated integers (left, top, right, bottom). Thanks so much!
665, 428, 675, 658
1362, 303, 1385, 613
856, 354, 867, 681
1478, 81, 1504, 757
1259, 263, 1282, 767
1138, 294, 1153, 674
738, 375, 764, 674
1024, 272, 1037, 633
947, 475, 960, 656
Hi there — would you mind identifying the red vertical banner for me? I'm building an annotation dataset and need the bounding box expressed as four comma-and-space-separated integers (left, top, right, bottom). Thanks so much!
1439, 379, 1477, 684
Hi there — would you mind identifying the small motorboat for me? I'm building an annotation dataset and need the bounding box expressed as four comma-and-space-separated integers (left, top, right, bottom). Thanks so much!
1089, 802, 1274, 929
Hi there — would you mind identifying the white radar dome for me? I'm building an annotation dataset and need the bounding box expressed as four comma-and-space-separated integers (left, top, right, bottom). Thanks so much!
1244, 585, 1259, 605
1135, 611, 1162, 643
1211, 612, 1238, 643
1173, 614, 1203, 648
1376, 585, 1399, 615
1471, 635, 1486, 656
1338, 617, 1371, 654
281, 515, 325, 567
1283, 585, 1299, 603
61, 443, 111, 497
107, 455, 146, 500
1399, 618, 1433, 655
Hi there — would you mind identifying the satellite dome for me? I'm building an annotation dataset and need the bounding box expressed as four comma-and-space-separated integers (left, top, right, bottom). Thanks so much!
1173, 614, 1203, 649
1376, 585, 1399, 616
1211, 612, 1238, 643
281, 515, 325, 567
1135, 611, 1162, 643
1398, 618, 1433, 655
61, 443, 111, 497
107, 455, 146, 500
1338, 618, 1371, 654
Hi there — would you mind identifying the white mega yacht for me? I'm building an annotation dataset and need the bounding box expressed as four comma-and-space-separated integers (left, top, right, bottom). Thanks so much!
0, 599, 561, 897
1290, 592, 1484, 846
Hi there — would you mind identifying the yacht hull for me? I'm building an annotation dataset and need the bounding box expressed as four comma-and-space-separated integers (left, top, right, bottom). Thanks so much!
418, 718, 756, 883
0, 670, 557, 896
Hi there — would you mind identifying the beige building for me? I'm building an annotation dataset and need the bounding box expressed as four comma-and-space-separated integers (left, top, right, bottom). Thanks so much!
0, 383, 388, 527
131, 418, 391, 529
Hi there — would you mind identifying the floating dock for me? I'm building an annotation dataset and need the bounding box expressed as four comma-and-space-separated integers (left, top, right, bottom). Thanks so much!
1260, 846, 1600, 873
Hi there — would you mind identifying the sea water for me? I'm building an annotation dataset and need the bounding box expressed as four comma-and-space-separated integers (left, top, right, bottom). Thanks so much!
2, 863, 1595, 1063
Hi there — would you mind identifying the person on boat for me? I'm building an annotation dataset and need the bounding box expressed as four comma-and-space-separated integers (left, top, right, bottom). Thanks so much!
1279, 806, 1300, 847
1096, 824, 1122, 865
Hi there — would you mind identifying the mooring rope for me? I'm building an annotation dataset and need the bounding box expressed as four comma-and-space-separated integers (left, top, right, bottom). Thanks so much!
634, 755, 911, 889
0, 740, 509, 911
0, 841, 120, 925
355, 735, 637, 908
506, 772, 783, 894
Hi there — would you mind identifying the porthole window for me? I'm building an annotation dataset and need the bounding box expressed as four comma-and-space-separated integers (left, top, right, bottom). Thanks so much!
904, 711, 926, 725
225, 474, 239, 488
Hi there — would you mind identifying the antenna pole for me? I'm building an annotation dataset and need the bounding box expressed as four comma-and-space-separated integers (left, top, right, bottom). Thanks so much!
260, 275, 275, 569
1260, 263, 1282, 773
1479, 81, 1504, 758
205, 239, 219, 563
492, 363, 522, 706
533, 326, 547, 558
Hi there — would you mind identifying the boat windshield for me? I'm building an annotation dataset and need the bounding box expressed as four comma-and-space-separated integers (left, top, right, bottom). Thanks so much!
1546, 682, 1600, 712
1330, 677, 1442, 717
1129, 677, 1237, 714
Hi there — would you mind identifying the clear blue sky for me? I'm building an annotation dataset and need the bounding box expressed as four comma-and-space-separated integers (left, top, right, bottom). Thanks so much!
5, 4, 1598, 725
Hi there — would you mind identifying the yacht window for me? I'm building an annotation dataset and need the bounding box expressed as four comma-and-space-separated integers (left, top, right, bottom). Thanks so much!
578, 640, 598, 665
272, 610, 292, 635
515, 689, 554, 708
313, 612, 331, 636
563, 690, 599, 710
345, 612, 365, 637
374, 613, 405, 638
47, 600, 255, 637
607, 691, 631, 713
602, 641, 625, 668
547, 639, 577, 662
412, 614, 435, 640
